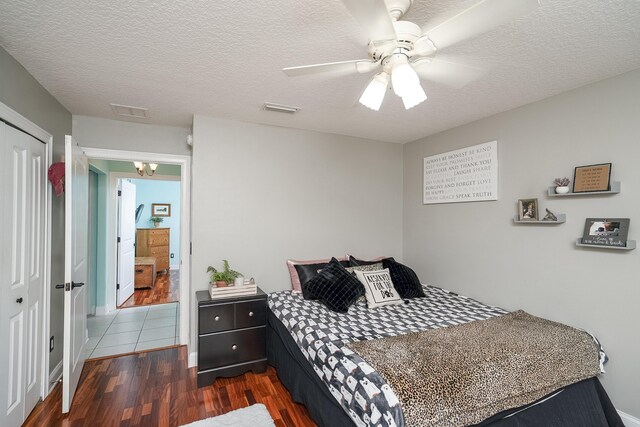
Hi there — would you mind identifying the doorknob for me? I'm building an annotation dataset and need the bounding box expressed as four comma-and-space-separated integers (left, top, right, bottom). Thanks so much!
16, 297, 23, 304
55, 282, 84, 290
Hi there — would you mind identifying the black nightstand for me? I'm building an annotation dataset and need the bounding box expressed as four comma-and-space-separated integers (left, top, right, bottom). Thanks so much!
196, 288, 268, 387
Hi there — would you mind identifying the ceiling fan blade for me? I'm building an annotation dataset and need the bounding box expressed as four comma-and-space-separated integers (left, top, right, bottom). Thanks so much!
283, 59, 378, 77
422, 0, 539, 50
341, 0, 397, 42
412, 57, 485, 88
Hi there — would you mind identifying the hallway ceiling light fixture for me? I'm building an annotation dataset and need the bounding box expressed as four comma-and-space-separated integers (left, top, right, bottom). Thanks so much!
133, 161, 158, 176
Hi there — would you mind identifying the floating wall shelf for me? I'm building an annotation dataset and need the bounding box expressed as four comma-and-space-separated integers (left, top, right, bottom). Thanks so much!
575, 238, 636, 250
548, 181, 620, 197
513, 214, 566, 224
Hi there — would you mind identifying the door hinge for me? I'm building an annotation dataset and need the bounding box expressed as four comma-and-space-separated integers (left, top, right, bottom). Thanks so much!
190, 242, 192, 255
117, 237, 121, 243
116, 283, 120, 290
117, 190, 122, 196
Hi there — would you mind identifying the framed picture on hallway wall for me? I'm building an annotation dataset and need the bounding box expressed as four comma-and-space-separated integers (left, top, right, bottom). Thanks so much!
152, 203, 171, 217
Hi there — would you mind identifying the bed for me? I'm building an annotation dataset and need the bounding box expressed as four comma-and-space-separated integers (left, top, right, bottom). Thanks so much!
267, 285, 623, 427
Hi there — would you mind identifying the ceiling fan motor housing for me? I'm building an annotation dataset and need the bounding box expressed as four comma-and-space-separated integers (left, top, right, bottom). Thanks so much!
384, 0, 413, 20
368, 20, 422, 63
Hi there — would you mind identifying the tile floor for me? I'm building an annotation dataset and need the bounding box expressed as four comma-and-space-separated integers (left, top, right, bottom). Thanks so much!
86, 302, 179, 359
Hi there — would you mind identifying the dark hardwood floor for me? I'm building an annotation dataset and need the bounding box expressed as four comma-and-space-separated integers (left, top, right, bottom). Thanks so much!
24, 346, 316, 427
119, 269, 180, 309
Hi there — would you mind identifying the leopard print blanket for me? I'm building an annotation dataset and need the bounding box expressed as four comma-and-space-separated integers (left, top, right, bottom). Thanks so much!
348, 310, 601, 427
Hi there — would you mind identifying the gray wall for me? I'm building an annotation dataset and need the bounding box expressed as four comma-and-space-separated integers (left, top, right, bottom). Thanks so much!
0, 46, 72, 375
72, 115, 192, 155
403, 68, 640, 417
191, 115, 404, 347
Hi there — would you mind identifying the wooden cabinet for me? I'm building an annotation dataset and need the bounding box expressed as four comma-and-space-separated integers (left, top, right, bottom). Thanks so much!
136, 228, 170, 273
196, 289, 267, 387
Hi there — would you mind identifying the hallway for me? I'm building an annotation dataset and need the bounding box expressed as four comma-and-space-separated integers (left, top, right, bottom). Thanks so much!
119, 269, 179, 308
86, 302, 179, 359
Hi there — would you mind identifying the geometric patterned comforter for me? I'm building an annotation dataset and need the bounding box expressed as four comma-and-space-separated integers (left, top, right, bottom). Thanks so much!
268, 285, 508, 427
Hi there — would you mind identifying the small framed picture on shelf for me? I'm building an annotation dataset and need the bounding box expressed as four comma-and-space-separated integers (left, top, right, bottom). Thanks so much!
151, 203, 171, 217
581, 218, 630, 247
573, 163, 612, 193
518, 198, 539, 221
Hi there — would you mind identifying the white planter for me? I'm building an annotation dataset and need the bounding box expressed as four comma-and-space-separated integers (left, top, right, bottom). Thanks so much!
555, 186, 570, 194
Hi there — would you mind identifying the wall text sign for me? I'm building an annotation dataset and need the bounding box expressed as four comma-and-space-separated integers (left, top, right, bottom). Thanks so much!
423, 141, 498, 204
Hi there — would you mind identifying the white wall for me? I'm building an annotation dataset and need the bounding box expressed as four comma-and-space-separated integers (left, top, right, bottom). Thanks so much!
403, 68, 640, 417
72, 115, 191, 156
0, 46, 72, 376
191, 115, 404, 345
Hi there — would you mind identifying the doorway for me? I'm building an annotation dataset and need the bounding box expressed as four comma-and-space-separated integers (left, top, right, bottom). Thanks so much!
119, 177, 181, 308
83, 156, 188, 360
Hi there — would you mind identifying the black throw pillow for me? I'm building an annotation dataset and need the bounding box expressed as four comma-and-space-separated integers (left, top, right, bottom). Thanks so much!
382, 258, 426, 299
302, 258, 364, 313
295, 259, 351, 296
349, 255, 394, 266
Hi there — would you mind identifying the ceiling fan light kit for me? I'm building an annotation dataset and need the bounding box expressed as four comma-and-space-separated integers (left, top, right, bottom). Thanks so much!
390, 54, 418, 95
282, 0, 539, 112
359, 72, 389, 111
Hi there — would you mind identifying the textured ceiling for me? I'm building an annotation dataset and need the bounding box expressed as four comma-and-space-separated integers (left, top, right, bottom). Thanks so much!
1, 0, 639, 144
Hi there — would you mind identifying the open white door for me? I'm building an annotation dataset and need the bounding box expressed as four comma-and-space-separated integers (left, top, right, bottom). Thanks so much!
62, 136, 88, 413
116, 180, 136, 306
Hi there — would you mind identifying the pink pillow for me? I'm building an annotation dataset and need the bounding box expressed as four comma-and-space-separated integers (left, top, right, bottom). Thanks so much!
287, 256, 348, 293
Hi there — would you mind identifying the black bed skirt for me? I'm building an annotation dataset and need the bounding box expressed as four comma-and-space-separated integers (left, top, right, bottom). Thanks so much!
267, 309, 623, 427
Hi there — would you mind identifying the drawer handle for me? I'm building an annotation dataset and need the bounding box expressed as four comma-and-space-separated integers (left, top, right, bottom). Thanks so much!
248, 311, 254, 317
231, 344, 238, 351
135, 269, 144, 273
214, 316, 220, 322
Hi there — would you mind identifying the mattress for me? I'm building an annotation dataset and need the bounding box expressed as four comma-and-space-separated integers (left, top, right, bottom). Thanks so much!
268, 286, 510, 426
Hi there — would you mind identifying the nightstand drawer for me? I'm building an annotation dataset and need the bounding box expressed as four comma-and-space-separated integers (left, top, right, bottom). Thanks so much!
198, 327, 266, 370
235, 300, 266, 329
199, 303, 234, 334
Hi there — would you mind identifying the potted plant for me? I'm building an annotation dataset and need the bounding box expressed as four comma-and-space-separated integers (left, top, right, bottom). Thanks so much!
150, 216, 164, 228
207, 260, 242, 288
553, 177, 571, 194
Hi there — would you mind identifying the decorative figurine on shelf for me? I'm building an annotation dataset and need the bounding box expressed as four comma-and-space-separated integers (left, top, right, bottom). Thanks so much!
543, 208, 558, 221
553, 177, 571, 194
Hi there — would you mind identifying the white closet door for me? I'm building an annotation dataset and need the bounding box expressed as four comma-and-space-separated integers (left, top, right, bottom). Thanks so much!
25, 129, 44, 414
0, 122, 45, 427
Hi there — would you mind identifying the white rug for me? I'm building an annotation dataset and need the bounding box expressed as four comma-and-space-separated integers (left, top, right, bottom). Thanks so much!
180, 404, 275, 427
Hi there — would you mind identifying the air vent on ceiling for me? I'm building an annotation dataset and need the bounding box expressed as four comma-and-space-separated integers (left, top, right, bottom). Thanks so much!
110, 103, 150, 119
262, 102, 300, 114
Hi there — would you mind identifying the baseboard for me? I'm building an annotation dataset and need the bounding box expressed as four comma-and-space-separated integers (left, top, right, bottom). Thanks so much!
48, 360, 63, 393
189, 351, 197, 368
619, 411, 640, 427
95, 305, 108, 316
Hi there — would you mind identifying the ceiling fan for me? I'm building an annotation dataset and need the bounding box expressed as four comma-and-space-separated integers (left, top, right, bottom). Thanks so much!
283, 0, 539, 111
